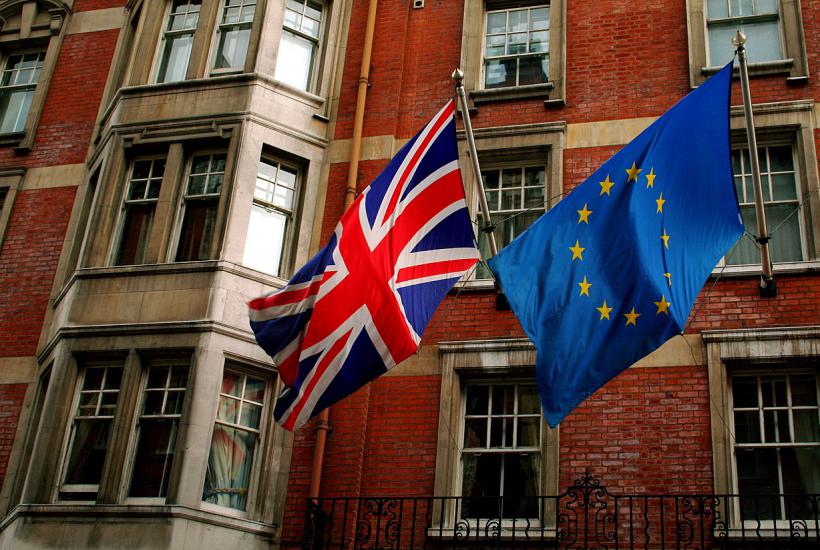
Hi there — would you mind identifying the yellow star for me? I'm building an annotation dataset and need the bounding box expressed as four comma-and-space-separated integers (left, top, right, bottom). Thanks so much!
660, 229, 670, 249
656, 192, 666, 214
577, 203, 592, 224
654, 295, 671, 315
624, 307, 641, 326
578, 276, 592, 297
599, 175, 615, 196
664, 272, 672, 286
569, 240, 585, 261
596, 300, 613, 320
645, 167, 656, 188
626, 162, 642, 183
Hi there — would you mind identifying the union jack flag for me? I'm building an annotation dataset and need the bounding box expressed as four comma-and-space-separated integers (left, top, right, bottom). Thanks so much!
249, 101, 480, 431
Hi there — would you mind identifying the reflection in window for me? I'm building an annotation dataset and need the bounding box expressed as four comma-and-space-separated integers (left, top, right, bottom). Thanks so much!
243, 158, 297, 276
176, 153, 226, 262
115, 158, 166, 265
726, 144, 802, 265
274, 0, 324, 91
203, 371, 265, 511
706, 0, 782, 65
731, 372, 819, 520
213, 0, 256, 71
477, 165, 546, 278
156, 0, 201, 83
129, 365, 188, 498
61, 366, 123, 500
0, 52, 45, 133
483, 6, 549, 89
461, 383, 541, 519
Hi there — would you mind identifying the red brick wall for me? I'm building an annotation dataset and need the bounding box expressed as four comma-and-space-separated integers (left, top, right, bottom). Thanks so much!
0, 384, 27, 490
72, 0, 126, 12
0, 187, 77, 357
0, 30, 119, 169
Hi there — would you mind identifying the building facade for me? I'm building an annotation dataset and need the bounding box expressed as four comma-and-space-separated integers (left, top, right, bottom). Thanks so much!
0, 0, 816, 548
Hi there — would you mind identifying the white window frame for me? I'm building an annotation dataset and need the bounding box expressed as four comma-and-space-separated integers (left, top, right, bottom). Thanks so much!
150, 0, 202, 84
242, 155, 300, 277
200, 367, 272, 518
110, 155, 167, 266
56, 364, 123, 502
481, 5, 550, 90
124, 361, 190, 503
209, 0, 257, 74
704, 0, 785, 66
274, 0, 327, 93
171, 150, 227, 262
0, 50, 46, 135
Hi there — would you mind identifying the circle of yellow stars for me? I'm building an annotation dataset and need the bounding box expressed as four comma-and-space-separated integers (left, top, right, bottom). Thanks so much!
570, 162, 673, 326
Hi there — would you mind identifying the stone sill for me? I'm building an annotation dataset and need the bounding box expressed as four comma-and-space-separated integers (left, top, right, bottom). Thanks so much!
470, 82, 554, 104
701, 58, 796, 79
0, 503, 277, 537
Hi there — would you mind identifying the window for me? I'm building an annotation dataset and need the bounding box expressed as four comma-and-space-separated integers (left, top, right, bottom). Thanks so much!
706, 0, 782, 65
202, 371, 266, 511
686, 0, 808, 84
0, 52, 45, 134
60, 365, 123, 501
212, 0, 256, 72
461, 382, 541, 519
274, 0, 325, 91
731, 371, 820, 521
243, 157, 298, 276
726, 144, 803, 265
115, 158, 166, 266
128, 364, 189, 499
176, 152, 226, 262
483, 6, 549, 89
477, 164, 546, 278
155, 0, 202, 83
460, 0, 565, 103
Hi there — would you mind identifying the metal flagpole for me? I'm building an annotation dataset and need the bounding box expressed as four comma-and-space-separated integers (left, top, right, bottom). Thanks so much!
452, 68, 499, 258
733, 31, 777, 298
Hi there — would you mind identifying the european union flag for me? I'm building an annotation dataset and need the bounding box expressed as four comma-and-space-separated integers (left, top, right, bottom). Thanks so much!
488, 62, 743, 427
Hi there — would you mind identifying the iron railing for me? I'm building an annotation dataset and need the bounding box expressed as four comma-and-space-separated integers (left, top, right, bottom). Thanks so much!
302, 473, 820, 549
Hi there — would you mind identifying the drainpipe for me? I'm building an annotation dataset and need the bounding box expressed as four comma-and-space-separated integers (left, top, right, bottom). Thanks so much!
309, 0, 380, 502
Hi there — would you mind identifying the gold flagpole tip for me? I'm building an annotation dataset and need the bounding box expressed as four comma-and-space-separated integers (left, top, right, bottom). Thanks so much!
451, 68, 464, 84
732, 30, 747, 47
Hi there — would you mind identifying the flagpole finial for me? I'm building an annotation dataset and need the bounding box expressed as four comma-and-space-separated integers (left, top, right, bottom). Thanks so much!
732, 30, 747, 47
451, 68, 464, 85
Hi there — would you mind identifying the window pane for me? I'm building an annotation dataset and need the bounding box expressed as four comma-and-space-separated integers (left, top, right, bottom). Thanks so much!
770, 173, 796, 201
202, 424, 257, 510
305, 0, 322, 20
490, 417, 512, 447
218, 395, 239, 423
518, 385, 539, 414
222, 372, 241, 396
530, 8, 549, 30
239, 402, 262, 429
502, 454, 540, 518
781, 448, 820, 494
508, 10, 527, 32
116, 203, 155, 265
756, 0, 778, 14
517, 416, 539, 447
741, 20, 782, 62
463, 418, 487, 448
64, 419, 112, 486
484, 58, 516, 89
793, 410, 819, 442
176, 200, 218, 261
244, 377, 265, 403
761, 376, 787, 407
519, 54, 548, 85
732, 376, 758, 408
158, 34, 194, 83
734, 410, 761, 443
465, 385, 489, 415
492, 385, 514, 415
707, 24, 737, 66
243, 204, 288, 276
461, 453, 501, 517
275, 31, 316, 90
767, 203, 802, 263
707, 0, 729, 18
129, 419, 180, 497
791, 375, 818, 406
0, 88, 34, 133
214, 26, 252, 70
737, 448, 779, 519
486, 12, 506, 34
144, 391, 164, 415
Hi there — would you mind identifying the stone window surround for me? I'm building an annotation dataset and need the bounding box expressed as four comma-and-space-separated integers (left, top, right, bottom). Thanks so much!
0, 168, 24, 249
459, 0, 566, 107
703, 326, 820, 518
0, 0, 69, 150
80, 125, 240, 269
724, 100, 820, 266
120, 0, 346, 102
685, 0, 809, 87
457, 121, 565, 285
433, 338, 559, 531
9, 327, 289, 528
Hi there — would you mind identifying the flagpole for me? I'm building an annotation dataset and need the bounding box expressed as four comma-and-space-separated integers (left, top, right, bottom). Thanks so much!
733, 31, 777, 298
452, 68, 499, 257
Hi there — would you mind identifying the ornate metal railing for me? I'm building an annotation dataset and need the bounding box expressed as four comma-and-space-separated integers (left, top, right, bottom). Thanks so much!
302, 473, 819, 549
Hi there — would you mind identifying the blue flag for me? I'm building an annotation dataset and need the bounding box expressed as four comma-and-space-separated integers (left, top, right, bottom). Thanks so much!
488, 62, 743, 427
